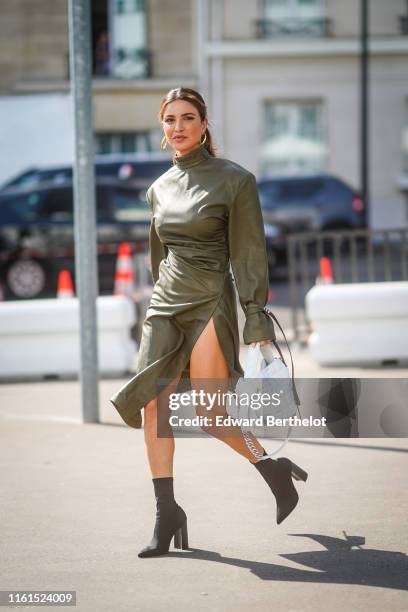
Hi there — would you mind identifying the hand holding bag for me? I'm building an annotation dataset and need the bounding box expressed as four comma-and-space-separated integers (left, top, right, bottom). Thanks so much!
229, 307, 302, 460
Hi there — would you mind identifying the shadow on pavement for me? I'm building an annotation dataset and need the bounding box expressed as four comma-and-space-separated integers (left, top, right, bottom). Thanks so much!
159, 532, 407, 591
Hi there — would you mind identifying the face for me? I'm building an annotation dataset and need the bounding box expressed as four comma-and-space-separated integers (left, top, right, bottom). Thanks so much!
161, 99, 208, 157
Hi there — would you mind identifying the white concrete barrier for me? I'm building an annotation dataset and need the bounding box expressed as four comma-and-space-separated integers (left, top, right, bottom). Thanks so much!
0, 296, 136, 378
306, 281, 408, 366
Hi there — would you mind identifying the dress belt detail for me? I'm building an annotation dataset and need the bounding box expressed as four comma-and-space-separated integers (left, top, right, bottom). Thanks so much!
167, 246, 229, 273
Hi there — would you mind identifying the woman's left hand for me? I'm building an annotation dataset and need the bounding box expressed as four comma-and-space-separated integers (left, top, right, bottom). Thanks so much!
250, 339, 271, 347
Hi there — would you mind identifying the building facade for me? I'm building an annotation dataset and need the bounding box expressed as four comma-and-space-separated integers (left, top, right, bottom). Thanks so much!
202, 0, 408, 230
1, 0, 408, 229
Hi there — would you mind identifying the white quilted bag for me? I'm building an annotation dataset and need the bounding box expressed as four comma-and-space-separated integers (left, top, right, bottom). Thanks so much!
228, 308, 302, 460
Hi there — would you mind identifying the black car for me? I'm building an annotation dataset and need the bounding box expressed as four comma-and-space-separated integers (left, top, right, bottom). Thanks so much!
0, 179, 284, 298
257, 174, 365, 233
1, 154, 173, 192
0, 178, 151, 299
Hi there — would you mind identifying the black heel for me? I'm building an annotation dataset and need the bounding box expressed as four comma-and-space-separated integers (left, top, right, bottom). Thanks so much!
290, 461, 308, 482
253, 454, 308, 525
174, 519, 189, 550
138, 477, 189, 558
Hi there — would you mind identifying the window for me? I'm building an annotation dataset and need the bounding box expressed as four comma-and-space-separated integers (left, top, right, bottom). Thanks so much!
258, 179, 324, 208
2, 192, 42, 223
40, 189, 73, 221
92, 0, 149, 78
96, 186, 113, 221
109, 0, 148, 78
261, 101, 327, 175
260, 0, 329, 37
110, 187, 150, 221
280, 179, 324, 200
264, 0, 325, 21
257, 182, 284, 208
95, 131, 153, 154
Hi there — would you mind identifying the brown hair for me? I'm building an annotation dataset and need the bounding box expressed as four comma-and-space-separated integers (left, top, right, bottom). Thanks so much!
158, 87, 217, 161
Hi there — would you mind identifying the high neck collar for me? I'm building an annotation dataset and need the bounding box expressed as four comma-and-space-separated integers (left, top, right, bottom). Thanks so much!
173, 143, 211, 169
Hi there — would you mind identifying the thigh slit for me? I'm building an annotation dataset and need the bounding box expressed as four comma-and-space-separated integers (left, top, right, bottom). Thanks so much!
189, 314, 229, 380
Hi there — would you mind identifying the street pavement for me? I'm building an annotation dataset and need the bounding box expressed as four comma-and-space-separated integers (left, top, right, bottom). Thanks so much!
1, 329, 407, 611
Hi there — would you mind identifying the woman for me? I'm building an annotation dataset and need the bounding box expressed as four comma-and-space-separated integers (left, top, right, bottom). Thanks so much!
110, 87, 308, 558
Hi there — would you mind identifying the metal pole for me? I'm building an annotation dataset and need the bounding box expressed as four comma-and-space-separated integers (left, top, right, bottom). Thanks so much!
68, 0, 100, 424
360, 0, 370, 227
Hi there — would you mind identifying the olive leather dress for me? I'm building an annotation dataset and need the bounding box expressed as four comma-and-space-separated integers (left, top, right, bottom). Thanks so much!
110, 143, 276, 428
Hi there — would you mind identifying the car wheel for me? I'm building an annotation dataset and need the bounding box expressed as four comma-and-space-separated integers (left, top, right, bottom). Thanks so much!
5, 258, 48, 299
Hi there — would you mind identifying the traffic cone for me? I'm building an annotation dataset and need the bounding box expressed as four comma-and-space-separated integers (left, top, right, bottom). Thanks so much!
114, 242, 135, 296
57, 269, 75, 298
267, 287, 274, 301
316, 256, 333, 285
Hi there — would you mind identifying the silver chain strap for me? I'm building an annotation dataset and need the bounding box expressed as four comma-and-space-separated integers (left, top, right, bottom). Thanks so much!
241, 426, 289, 460
241, 429, 265, 461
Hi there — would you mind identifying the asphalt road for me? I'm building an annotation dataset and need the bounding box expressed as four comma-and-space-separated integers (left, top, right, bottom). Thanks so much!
0, 377, 407, 612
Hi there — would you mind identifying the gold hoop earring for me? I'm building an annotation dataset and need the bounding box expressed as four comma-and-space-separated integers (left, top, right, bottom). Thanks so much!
160, 135, 168, 150
200, 132, 207, 145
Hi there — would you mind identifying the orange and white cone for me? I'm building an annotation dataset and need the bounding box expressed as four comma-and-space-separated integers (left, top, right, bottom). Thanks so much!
316, 256, 333, 285
114, 242, 135, 297
57, 269, 75, 298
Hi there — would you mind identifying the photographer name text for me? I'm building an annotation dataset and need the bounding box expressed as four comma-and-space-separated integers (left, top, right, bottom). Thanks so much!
168, 415, 327, 427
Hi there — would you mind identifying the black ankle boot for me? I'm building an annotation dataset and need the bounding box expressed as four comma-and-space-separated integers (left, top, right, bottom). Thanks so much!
252, 450, 308, 525
138, 477, 189, 558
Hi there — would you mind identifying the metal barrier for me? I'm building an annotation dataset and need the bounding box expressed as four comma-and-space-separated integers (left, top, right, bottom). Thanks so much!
287, 227, 408, 343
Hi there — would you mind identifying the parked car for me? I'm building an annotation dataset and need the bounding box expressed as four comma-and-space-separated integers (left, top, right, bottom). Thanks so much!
0, 178, 151, 299
257, 174, 365, 233
256, 174, 365, 269
0, 153, 173, 192
0, 178, 283, 297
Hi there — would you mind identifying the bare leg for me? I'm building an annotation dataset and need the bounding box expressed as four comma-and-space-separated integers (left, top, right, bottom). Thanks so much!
139, 372, 189, 558
190, 316, 264, 463
143, 372, 182, 478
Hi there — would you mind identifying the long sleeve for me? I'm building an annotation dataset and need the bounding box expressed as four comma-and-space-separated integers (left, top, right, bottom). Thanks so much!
146, 187, 168, 284
228, 172, 276, 344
